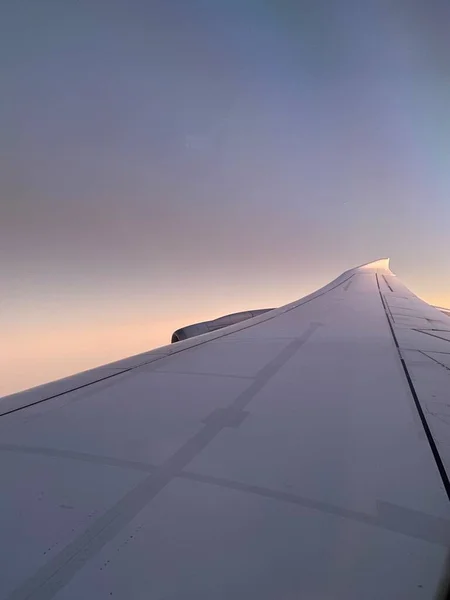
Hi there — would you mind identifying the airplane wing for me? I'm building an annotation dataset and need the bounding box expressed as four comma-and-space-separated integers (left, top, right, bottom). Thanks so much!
1, 258, 450, 600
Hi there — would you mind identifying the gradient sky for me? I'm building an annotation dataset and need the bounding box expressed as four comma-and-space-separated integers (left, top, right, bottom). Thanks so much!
2, 0, 450, 396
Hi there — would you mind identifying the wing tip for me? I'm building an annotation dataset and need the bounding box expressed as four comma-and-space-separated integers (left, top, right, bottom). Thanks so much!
356, 257, 391, 272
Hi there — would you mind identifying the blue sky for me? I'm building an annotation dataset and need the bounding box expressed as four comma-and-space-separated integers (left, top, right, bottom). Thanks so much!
2, 0, 450, 395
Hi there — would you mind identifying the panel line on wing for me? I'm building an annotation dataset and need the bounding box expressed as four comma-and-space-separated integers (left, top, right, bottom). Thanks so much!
5, 324, 321, 600
413, 329, 450, 344
0, 444, 155, 473
382, 274, 394, 292
419, 352, 450, 373
375, 274, 450, 502
178, 471, 450, 546
0, 274, 354, 419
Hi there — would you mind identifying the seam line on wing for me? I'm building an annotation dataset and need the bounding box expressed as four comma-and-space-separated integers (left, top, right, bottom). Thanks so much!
0, 274, 354, 419
0, 370, 132, 418
412, 329, 450, 344
418, 351, 450, 373
376, 273, 450, 502
5, 325, 320, 600
382, 274, 394, 292
3, 444, 448, 548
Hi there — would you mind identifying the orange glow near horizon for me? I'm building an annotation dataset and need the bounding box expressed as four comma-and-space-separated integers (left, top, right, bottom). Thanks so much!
0, 280, 311, 397
2, 273, 449, 398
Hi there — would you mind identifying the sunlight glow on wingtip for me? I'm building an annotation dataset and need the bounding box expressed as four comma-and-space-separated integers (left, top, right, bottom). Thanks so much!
356, 258, 391, 271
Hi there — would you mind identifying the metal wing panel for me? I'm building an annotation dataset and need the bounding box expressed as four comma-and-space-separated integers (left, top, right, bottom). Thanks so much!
1, 259, 449, 600
379, 270, 450, 489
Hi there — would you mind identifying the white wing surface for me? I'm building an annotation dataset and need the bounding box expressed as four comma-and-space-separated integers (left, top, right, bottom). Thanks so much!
1, 259, 450, 599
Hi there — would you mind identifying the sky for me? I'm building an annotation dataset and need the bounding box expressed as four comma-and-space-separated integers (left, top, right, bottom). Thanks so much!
1, 0, 450, 396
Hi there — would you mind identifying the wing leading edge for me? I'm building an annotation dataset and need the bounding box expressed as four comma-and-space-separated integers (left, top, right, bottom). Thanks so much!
1, 259, 450, 600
